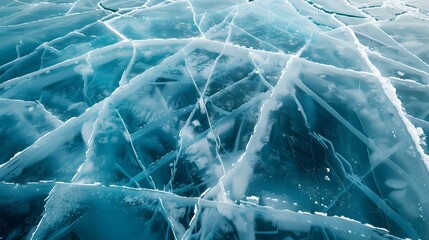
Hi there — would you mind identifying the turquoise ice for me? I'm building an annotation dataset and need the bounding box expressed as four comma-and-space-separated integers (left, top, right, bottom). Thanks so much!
0, 0, 429, 239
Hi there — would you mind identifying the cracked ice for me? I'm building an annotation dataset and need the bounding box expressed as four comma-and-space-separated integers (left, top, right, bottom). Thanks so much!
0, 0, 429, 239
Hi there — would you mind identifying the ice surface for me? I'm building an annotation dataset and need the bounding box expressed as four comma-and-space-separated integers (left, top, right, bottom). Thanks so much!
0, 0, 429, 239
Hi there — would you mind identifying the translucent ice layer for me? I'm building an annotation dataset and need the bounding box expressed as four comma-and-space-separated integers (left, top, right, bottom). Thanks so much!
0, 0, 429, 239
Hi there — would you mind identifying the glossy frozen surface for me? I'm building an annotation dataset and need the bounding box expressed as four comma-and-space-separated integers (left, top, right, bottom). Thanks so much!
0, 0, 429, 239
